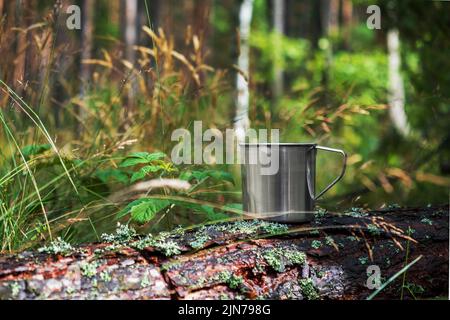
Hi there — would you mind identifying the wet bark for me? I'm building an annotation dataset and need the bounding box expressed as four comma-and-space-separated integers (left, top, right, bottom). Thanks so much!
0, 206, 448, 300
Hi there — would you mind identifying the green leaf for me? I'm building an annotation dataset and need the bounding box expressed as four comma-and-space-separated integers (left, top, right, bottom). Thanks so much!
119, 152, 167, 167
145, 152, 166, 162
130, 165, 162, 183
179, 171, 193, 181
119, 157, 150, 167
130, 199, 170, 224
117, 199, 150, 219
21, 144, 51, 159
128, 152, 151, 159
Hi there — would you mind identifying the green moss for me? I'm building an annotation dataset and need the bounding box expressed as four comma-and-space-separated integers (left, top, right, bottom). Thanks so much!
359, 256, 369, 265
345, 207, 367, 217
263, 247, 306, 272
140, 274, 151, 288
213, 220, 288, 236
101, 223, 136, 244
311, 240, 322, 249
160, 260, 182, 272
228, 274, 244, 290
189, 233, 210, 249
9, 282, 20, 298
325, 236, 334, 246
100, 270, 112, 282
38, 237, 75, 256
420, 218, 433, 225
133, 234, 181, 256
215, 271, 246, 293
259, 221, 289, 235
299, 278, 319, 300
80, 261, 98, 278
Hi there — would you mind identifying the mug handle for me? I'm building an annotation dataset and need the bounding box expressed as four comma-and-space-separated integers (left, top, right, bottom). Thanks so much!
307, 146, 347, 200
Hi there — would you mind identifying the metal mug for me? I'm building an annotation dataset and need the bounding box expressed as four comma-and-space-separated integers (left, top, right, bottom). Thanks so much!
240, 143, 347, 223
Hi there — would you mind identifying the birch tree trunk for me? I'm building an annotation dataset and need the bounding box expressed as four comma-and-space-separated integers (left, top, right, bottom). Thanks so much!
122, 0, 138, 119
272, 0, 285, 101
234, 0, 254, 144
387, 29, 409, 137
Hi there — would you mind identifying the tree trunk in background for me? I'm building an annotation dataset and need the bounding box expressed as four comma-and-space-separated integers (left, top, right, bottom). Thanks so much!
13, 0, 26, 96
319, 0, 333, 98
340, 0, 353, 50
191, 0, 211, 83
191, 0, 211, 41
78, 0, 94, 135
328, 0, 339, 35
387, 29, 409, 137
272, 0, 285, 102
122, 0, 139, 121
234, 0, 254, 144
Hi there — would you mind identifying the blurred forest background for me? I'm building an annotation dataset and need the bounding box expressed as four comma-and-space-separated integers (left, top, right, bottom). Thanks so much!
0, 0, 449, 251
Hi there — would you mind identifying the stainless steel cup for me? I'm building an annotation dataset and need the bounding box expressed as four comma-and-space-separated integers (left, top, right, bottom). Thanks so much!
241, 143, 346, 223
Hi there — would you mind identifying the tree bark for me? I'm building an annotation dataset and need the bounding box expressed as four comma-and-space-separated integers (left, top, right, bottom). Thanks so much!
0, 206, 447, 300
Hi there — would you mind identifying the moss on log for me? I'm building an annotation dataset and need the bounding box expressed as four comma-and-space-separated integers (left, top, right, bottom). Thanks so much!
0, 206, 448, 300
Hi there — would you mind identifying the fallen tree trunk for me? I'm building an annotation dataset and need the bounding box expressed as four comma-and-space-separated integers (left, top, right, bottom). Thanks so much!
0, 206, 448, 300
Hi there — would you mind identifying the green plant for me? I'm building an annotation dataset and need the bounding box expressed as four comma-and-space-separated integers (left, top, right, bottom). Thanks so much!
299, 278, 319, 300
263, 247, 306, 272
311, 240, 322, 249
80, 261, 99, 278
38, 237, 75, 256
119, 152, 175, 183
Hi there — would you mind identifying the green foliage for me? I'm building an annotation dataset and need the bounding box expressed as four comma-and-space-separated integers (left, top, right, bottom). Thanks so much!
117, 199, 170, 224
80, 261, 98, 278
311, 240, 322, 249
101, 223, 136, 244
118, 151, 176, 183
299, 278, 319, 300
21, 144, 51, 160
263, 247, 306, 273
119, 152, 166, 168
130, 200, 171, 224
94, 169, 129, 184
133, 233, 181, 256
